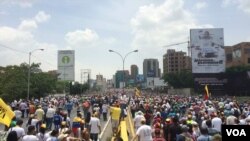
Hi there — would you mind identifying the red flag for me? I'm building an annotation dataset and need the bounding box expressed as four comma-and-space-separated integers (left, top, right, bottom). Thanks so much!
204, 85, 209, 100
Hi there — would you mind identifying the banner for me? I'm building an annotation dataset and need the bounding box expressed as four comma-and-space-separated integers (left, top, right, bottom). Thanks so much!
0, 98, 15, 127
190, 28, 225, 73
57, 50, 75, 81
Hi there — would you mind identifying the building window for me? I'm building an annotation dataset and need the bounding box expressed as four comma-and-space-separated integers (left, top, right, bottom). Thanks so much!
244, 48, 250, 54
226, 54, 232, 62
248, 58, 250, 64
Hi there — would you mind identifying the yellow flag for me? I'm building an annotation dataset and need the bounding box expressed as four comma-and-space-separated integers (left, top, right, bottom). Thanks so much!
135, 87, 141, 97
0, 98, 15, 127
204, 85, 209, 100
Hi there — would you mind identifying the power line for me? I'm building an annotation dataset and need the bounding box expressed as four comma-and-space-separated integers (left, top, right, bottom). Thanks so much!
32, 55, 57, 69
0, 43, 57, 69
0, 43, 28, 54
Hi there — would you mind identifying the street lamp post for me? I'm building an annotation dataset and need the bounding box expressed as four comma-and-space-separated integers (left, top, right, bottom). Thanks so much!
27, 49, 44, 100
109, 49, 138, 94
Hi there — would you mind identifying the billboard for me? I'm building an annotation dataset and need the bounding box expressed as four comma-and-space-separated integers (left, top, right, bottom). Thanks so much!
190, 28, 225, 73
136, 74, 144, 82
58, 50, 75, 81
147, 70, 155, 77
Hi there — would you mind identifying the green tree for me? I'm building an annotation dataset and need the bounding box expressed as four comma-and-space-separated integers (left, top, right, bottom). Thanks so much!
69, 82, 90, 95
163, 70, 194, 88
0, 65, 27, 101
0, 63, 59, 102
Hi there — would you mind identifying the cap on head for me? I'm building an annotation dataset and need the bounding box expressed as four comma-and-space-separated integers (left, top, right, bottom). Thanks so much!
166, 118, 171, 123
41, 124, 46, 128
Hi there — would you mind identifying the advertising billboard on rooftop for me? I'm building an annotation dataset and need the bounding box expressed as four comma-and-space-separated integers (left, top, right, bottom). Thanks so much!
57, 50, 75, 81
190, 28, 225, 73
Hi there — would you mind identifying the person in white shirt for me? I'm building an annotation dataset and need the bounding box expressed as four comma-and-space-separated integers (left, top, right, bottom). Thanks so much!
37, 124, 50, 141
23, 125, 39, 141
19, 101, 27, 118
31, 115, 40, 131
8, 119, 25, 141
46, 106, 55, 130
226, 114, 237, 125
89, 113, 101, 141
14, 108, 22, 120
201, 115, 209, 129
132, 118, 153, 141
211, 113, 222, 132
134, 111, 145, 130
102, 103, 108, 121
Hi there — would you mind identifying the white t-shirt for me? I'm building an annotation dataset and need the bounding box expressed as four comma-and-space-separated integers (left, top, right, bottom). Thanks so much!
23, 135, 39, 141
201, 120, 208, 129
31, 119, 39, 127
89, 117, 101, 134
14, 110, 22, 119
134, 114, 144, 128
8, 126, 25, 141
226, 115, 237, 125
136, 125, 153, 141
102, 104, 108, 113
36, 132, 50, 141
46, 108, 55, 118
212, 117, 222, 132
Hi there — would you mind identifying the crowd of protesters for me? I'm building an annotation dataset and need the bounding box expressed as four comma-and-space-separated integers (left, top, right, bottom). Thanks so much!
129, 94, 250, 141
2, 93, 125, 141
2, 91, 250, 141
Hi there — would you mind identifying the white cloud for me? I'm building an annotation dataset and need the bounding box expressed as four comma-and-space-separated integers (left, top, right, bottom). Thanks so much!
131, 0, 208, 50
0, 10, 7, 15
18, 20, 38, 31
0, 25, 58, 71
65, 28, 99, 48
35, 11, 51, 23
0, 26, 34, 45
130, 0, 212, 71
195, 1, 207, 10
17, 11, 50, 32
221, 0, 236, 7
238, 0, 250, 14
222, 0, 250, 14
0, 0, 35, 8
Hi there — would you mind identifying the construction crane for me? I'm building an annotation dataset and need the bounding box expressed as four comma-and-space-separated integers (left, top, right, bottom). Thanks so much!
163, 41, 191, 56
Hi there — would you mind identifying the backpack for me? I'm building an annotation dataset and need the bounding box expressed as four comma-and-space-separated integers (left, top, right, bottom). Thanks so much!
6, 130, 18, 141
53, 114, 61, 124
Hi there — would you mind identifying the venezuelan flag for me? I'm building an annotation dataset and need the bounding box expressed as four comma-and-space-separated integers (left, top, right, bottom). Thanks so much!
204, 85, 209, 100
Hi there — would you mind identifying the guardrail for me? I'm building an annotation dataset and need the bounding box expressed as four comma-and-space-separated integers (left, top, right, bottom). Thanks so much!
99, 107, 135, 141
127, 107, 135, 138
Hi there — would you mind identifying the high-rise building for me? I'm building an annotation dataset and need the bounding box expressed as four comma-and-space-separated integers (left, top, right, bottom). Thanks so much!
115, 70, 129, 88
96, 74, 107, 91
163, 49, 191, 74
143, 59, 160, 78
131, 65, 138, 81
225, 42, 250, 68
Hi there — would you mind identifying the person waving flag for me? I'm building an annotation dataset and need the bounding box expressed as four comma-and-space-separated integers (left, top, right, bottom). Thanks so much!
0, 98, 15, 127
135, 87, 141, 97
204, 85, 210, 100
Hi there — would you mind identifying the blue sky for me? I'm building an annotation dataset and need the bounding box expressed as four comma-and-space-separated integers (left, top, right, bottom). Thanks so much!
0, 0, 250, 81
